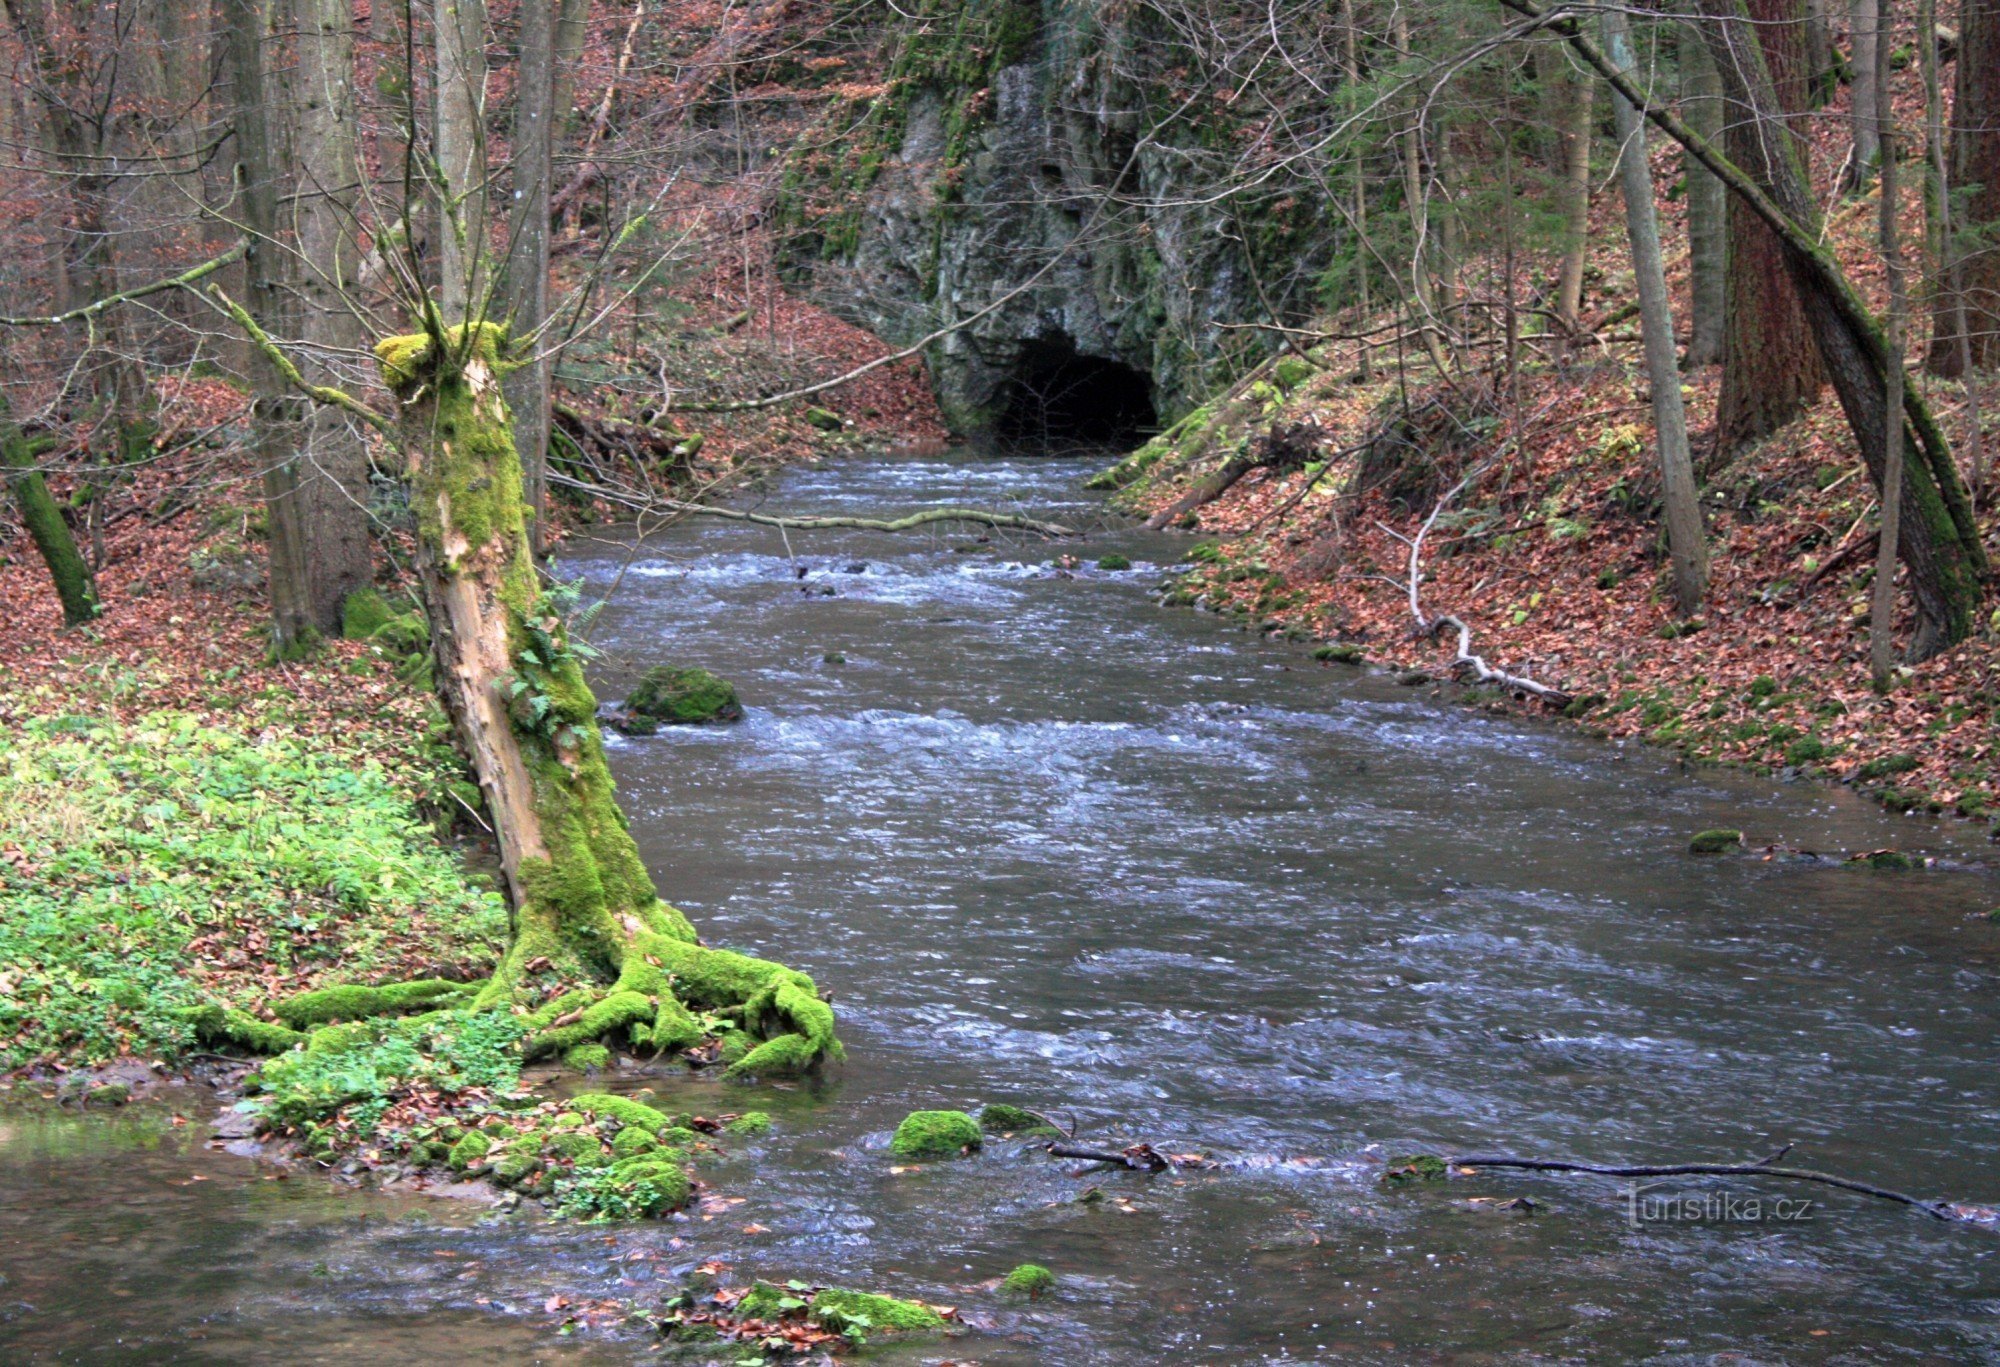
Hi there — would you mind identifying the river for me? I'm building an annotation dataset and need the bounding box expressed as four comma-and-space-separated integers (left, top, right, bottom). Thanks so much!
5, 446, 1998, 1363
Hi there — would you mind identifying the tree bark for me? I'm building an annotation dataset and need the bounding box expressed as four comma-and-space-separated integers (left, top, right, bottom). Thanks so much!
1870, 0, 1907, 683
1926, 0, 2000, 372
291, 0, 376, 631
1848, 0, 1882, 186
1606, 8, 1709, 614
503, 0, 556, 546
1393, 8, 1452, 373
1552, 53, 1596, 333
1682, 30, 1728, 367
220, 0, 316, 650
1716, 0, 1828, 455
435, 0, 490, 319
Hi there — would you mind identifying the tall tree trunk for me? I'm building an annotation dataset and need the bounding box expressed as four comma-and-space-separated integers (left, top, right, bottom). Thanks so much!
1848, 0, 1883, 186
221, 0, 315, 648
1552, 54, 1596, 333
1870, 0, 1908, 684
1341, 0, 1371, 381
1606, 8, 1710, 614
1716, 0, 1829, 455
1682, 30, 1729, 367
1926, 0, 2000, 373
291, 0, 376, 631
1921, 0, 1988, 497
435, 0, 489, 320
371, 322, 839, 1074
1, 407, 98, 626
503, 0, 555, 547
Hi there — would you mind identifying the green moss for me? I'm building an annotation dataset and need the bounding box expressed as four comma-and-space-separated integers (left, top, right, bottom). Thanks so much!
185, 1004, 306, 1054
810, 1287, 946, 1334
559, 1152, 692, 1218
447, 1129, 493, 1171
611, 1125, 659, 1158
341, 588, 396, 640
1273, 356, 1314, 392
274, 979, 478, 1028
891, 1109, 981, 1159
1095, 553, 1132, 571
1311, 643, 1364, 664
1689, 828, 1743, 854
978, 1103, 1056, 1135
735, 1282, 790, 1320
1858, 752, 1921, 780
624, 666, 744, 725
1382, 1154, 1449, 1183
563, 1042, 612, 1071
568, 1091, 674, 1136
726, 1110, 773, 1135
804, 406, 845, 431
1857, 849, 1921, 871
999, 1263, 1055, 1299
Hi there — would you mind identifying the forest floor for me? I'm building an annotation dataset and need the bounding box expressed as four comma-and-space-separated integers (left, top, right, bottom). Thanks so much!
1102, 110, 2000, 839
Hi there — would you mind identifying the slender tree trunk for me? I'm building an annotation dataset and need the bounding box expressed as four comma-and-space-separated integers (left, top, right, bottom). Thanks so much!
1683, 30, 1729, 367
1921, 0, 1988, 499
2, 409, 98, 626
1393, 8, 1451, 372
1606, 8, 1709, 614
1341, 0, 1371, 381
1926, 0, 2000, 373
1552, 54, 1596, 333
291, 0, 376, 630
220, 0, 315, 647
1870, 0, 1907, 682
435, 0, 489, 319
1848, 0, 1882, 186
503, 0, 555, 546
1716, 0, 1828, 455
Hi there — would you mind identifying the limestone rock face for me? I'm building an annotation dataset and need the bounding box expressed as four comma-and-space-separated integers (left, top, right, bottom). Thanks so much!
780, 3, 1322, 433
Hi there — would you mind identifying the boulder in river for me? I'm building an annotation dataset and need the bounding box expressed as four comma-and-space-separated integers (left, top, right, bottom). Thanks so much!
891, 1109, 981, 1159
606, 666, 744, 734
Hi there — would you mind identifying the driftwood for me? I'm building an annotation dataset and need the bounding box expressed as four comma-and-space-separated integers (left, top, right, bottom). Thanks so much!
1447, 1146, 1988, 1224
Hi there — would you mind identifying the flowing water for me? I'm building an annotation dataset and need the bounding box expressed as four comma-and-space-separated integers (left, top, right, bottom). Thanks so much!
7, 447, 2000, 1363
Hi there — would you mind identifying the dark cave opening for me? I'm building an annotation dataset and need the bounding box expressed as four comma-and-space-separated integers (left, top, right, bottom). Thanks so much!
992, 334, 1158, 452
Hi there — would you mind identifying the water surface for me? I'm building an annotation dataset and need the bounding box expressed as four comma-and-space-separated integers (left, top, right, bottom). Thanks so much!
5, 447, 1998, 1363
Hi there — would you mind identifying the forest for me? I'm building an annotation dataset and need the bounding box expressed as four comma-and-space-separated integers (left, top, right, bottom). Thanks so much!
0, 0, 1998, 1361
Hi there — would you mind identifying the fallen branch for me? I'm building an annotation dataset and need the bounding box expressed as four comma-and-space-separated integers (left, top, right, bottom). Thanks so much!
1384, 475, 1571, 707
548, 469, 1073, 536
1448, 1153, 1981, 1223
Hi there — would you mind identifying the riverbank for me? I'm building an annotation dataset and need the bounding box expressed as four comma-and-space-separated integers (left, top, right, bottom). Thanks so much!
1101, 337, 2000, 838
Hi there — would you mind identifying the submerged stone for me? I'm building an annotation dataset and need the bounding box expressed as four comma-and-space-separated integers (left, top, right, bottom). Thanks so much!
1688, 828, 1743, 855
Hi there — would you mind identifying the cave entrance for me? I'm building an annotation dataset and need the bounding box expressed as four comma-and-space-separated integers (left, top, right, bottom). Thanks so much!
992, 334, 1157, 452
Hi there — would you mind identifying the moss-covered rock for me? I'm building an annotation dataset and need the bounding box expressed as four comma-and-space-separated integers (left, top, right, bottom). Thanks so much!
891, 1109, 981, 1159
999, 1263, 1055, 1299
1095, 553, 1132, 571
1382, 1153, 1449, 1183
726, 1110, 773, 1136
562, 1042, 612, 1072
1688, 828, 1743, 855
341, 588, 396, 640
1855, 849, 1921, 871
618, 666, 744, 728
1311, 643, 1364, 664
447, 1129, 493, 1172
978, 1102, 1058, 1135
809, 1287, 945, 1334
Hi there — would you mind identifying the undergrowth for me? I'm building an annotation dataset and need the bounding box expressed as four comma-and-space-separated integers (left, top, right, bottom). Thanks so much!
0, 713, 508, 1070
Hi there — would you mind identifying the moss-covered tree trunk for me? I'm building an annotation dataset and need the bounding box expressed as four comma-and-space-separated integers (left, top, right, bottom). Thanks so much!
372, 322, 836, 1074
2, 411, 98, 626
